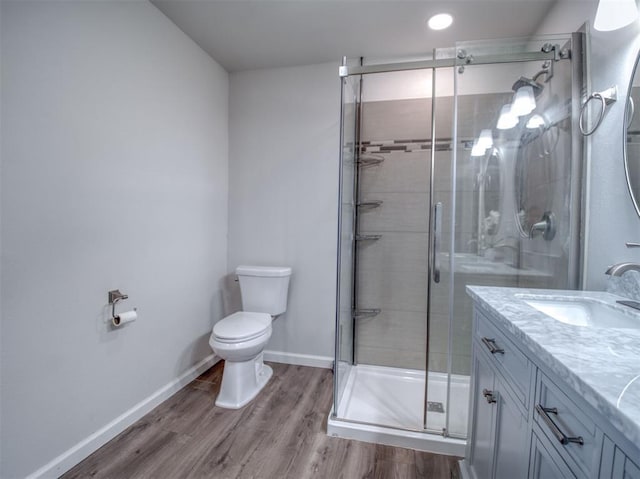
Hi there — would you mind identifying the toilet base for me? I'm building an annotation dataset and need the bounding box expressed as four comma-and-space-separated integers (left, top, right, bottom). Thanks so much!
215, 354, 273, 409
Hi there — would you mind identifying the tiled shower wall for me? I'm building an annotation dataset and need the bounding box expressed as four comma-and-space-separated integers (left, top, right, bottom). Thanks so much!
356, 98, 432, 370
354, 94, 514, 375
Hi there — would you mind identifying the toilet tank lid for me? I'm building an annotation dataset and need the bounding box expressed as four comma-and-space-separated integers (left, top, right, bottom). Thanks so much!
236, 265, 292, 277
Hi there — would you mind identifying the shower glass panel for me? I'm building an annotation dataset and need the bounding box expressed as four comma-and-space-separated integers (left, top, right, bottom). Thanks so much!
333, 73, 359, 415
342, 67, 434, 432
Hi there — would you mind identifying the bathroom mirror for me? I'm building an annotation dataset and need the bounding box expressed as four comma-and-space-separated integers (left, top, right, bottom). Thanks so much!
481, 148, 502, 236
514, 126, 558, 237
624, 52, 640, 217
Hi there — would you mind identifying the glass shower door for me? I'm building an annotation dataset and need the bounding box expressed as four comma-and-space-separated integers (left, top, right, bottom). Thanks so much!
424, 65, 459, 435
426, 35, 583, 438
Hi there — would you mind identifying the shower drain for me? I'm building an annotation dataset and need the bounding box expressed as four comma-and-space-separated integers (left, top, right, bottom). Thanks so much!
427, 401, 445, 413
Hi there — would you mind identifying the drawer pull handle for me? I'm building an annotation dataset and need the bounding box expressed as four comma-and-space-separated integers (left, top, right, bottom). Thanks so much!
481, 337, 504, 354
482, 388, 497, 404
535, 404, 584, 446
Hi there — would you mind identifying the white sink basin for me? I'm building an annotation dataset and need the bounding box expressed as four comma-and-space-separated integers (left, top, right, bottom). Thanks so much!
520, 297, 640, 329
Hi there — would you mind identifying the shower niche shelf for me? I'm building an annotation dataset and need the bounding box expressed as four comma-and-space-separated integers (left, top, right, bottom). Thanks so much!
355, 234, 382, 241
353, 308, 381, 320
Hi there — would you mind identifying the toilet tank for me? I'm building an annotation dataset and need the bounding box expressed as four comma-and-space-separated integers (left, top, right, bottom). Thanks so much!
236, 265, 292, 316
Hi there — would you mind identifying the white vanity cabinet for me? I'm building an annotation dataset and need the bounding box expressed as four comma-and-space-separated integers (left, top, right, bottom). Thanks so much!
465, 306, 640, 479
469, 347, 529, 479
467, 310, 533, 479
529, 432, 578, 479
468, 349, 496, 479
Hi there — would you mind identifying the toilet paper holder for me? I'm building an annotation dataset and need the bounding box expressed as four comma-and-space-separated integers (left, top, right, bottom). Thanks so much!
108, 289, 129, 321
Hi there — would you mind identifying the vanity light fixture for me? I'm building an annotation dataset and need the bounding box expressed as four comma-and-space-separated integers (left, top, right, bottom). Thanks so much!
497, 104, 518, 130
512, 85, 536, 116
477, 129, 493, 148
471, 140, 487, 157
594, 0, 639, 31
526, 114, 546, 129
427, 13, 453, 31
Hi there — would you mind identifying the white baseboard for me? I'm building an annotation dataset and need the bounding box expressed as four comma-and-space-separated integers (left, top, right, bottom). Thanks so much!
26, 354, 220, 479
263, 350, 333, 369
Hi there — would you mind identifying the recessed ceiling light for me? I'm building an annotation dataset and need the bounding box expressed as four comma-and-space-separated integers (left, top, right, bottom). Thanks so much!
427, 13, 453, 31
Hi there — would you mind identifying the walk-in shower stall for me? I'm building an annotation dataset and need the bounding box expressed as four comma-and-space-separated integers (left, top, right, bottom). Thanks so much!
328, 34, 585, 454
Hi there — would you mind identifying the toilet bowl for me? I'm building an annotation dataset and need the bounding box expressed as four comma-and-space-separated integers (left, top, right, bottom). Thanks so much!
209, 311, 273, 409
209, 265, 291, 409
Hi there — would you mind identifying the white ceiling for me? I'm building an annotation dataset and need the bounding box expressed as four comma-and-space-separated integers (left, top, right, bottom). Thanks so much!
151, 0, 574, 73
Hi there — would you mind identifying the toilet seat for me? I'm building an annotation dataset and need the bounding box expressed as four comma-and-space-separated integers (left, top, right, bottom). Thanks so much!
213, 311, 271, 343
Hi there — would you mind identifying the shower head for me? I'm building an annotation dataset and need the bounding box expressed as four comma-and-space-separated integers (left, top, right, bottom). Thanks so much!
512, 76, 544, 97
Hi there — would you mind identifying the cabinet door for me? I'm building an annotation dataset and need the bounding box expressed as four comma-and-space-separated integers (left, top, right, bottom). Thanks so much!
470, 350, 496, 479
611, 447, 640, 479
624, 457, 640, 479
530, 434, 577, 479
493, 375, 528, 479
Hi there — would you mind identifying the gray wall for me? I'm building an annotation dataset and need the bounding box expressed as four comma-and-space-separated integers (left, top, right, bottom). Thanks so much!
0, 2, 228, 477
537, 0, 640, 289
585, 23, 640, 288
228, 62, 340, 361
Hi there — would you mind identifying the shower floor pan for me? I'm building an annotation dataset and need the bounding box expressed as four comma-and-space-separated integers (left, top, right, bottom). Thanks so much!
327, 364, 468, 456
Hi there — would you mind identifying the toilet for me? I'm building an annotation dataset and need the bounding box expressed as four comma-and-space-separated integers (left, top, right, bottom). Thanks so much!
209, 265, 292, 409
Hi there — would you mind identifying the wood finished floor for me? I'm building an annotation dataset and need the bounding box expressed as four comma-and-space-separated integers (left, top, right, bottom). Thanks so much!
62, 362, 461, 479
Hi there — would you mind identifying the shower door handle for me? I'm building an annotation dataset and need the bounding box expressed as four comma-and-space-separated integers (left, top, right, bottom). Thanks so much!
432, 202, 443, 283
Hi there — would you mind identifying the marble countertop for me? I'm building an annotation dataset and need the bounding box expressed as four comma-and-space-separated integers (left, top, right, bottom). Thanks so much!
467, 286, 640, 448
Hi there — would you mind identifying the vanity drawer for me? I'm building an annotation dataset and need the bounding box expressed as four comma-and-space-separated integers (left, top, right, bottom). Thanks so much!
474, 310, 532, 409
535, 372, 603, 477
